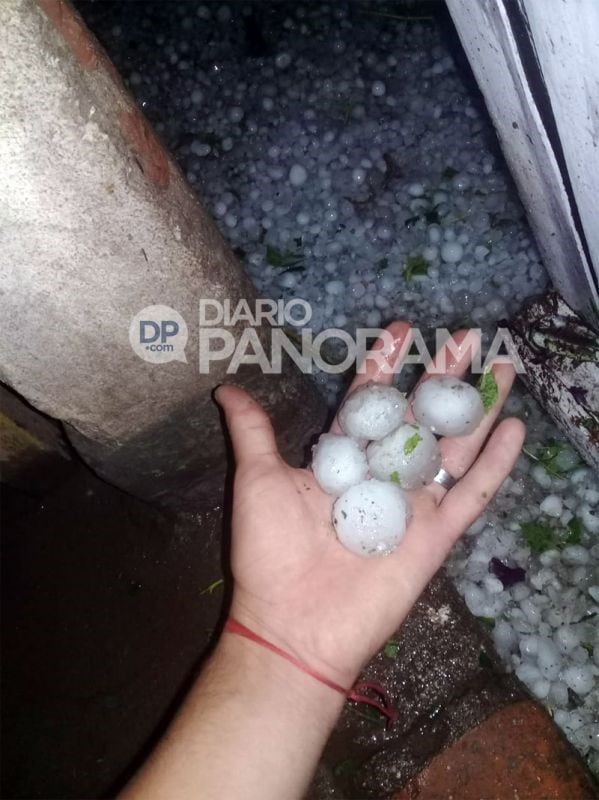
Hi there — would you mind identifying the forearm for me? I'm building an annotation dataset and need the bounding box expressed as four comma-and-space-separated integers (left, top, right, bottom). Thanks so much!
120, 631, 345, 800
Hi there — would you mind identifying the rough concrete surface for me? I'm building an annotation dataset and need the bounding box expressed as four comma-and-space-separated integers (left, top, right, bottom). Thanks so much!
0, 0, 325, 507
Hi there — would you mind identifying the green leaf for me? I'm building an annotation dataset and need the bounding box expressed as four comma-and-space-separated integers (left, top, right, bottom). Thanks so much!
564, 516, 583, 546
521, 520, 557, 554
354, 704, 386, 724
403, 429, 422, 456
479, 616, 495, 629
477, 369, 499, 412
389, 471, 402, 485
200, 578, 224, 596
266, 245, 304, 270
523, 439, 580, 477
442, 166, 458, 180
384, 639, 400, 658
404, 253, 429, 280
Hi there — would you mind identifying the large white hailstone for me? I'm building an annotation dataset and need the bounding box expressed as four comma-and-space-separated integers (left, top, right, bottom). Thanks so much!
412, 376, 484, 437
562, 665, 595, 696
289, 164, 308, 187
338, 382, 407, 441
366, 423, 441, 489
440, 241, 463, 263
311, 434, 368, 497
333, 479, 410, 557
540, 494, 563, 517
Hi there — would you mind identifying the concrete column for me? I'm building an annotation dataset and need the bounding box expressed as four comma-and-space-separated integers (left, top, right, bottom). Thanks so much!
0, 0, 325, 507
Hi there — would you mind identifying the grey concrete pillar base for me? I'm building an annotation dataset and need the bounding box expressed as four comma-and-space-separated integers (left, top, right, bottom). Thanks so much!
68, 363, 325, 510
0, 0, 326, 506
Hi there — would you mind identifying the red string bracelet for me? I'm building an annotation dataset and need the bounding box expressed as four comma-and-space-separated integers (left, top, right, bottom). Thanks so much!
224, 618, 399, 727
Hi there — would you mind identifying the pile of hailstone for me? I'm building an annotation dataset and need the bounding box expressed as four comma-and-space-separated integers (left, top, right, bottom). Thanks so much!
447, 389, 599, 770
312, 376, 484, 556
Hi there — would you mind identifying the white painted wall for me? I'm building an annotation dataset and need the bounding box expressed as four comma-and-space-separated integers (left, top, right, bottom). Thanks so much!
447, 0, 599, 328
522, 0, 599, 298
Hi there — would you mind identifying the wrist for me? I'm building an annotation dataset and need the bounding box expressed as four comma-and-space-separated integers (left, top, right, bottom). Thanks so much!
216, 623, 346, 726
229, 593, 363, 691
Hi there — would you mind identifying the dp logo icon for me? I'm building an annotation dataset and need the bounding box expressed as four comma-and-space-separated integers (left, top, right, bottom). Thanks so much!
129, 305, 188, 363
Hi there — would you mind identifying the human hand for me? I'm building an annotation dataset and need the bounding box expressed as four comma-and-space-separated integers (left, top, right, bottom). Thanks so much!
215, 322, 525, 690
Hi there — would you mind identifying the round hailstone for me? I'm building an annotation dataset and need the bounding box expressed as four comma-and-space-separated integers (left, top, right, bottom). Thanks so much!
311, 434, 368, 496
338, 382, 407, 441
367, 423, 442, 489
333, 479, 410, 557
412, 376, 484, 437
441, 242, 464, 263
289, 164, 308, 186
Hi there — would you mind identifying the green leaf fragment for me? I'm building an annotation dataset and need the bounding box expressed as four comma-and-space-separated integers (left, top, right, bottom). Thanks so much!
200, 578, 224, 596
389, 471, 402, 485
266, 244, 304, 270
479, 616, 496, 629
442, 166, 458, 180
356, 704, 386, 723
521, 520, 557, 554
523, 439, 580, 477
404, 253, 429, 280
384, 639, 400, 659
403, 430, 422, 455
477, 369, 499, 412
564, 516, 583, 546
521, 515, 586, 554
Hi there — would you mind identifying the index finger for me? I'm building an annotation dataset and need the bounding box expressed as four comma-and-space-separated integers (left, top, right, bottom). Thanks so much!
329, 321, 411, 434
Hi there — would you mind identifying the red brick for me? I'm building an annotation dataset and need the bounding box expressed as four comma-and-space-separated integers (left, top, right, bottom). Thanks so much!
393, 700, 596, 800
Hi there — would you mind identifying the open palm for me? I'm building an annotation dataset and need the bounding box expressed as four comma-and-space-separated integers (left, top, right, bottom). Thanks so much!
217, 322, 525, 689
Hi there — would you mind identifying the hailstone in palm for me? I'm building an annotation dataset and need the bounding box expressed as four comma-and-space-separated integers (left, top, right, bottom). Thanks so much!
338, 381, 407, 441
311, 434, 369, 496
367, 423, 442, 489
412, 376, 484, 437
333, 479, 410, 557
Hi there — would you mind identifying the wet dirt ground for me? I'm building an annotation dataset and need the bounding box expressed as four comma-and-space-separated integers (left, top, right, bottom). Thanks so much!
2, 460, 521, 799
1, 466, 225, 799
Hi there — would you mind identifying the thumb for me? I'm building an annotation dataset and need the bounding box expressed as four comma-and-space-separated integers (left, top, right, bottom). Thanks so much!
215, 384, 280, 466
